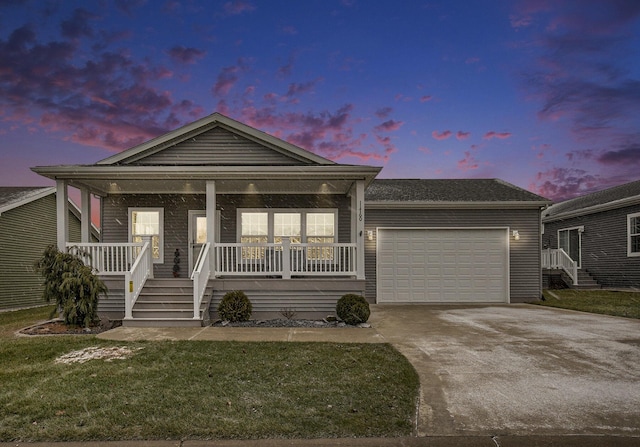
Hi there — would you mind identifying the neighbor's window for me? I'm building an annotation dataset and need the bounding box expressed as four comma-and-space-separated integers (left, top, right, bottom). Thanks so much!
129, 208, 163, 263
629, 212, 640, 257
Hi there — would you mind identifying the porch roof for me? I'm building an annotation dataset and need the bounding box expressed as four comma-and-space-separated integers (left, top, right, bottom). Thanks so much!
31, 164, 381, 196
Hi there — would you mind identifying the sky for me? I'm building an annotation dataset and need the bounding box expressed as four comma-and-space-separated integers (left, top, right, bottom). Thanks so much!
1, 0, 640, 206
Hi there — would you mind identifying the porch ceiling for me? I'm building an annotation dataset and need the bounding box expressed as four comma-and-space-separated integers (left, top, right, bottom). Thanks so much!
31, 165, 381, 196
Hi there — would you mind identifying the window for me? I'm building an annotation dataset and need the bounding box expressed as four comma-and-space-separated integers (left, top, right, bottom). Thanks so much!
307, 212, 335, 260
629, 212, 640, 257
238, 209, 337, 259
129, 208, 163, 263
558, 226, 583, 268
240, 212, 268, 259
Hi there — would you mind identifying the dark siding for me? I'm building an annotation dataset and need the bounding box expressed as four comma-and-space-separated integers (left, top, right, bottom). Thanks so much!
133, 127, 306, 166
542, 204, 640, 288
101, 193, 351, 278
0, 194, 84, 310
364, 207, 543, 303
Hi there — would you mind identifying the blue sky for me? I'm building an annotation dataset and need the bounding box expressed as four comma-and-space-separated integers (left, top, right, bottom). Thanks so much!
1, 0, 639, 202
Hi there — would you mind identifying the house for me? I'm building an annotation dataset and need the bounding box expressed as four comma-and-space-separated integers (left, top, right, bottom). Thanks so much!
0, 187, 98, 310
542, 179, 640, 289
32, 113, 549, 326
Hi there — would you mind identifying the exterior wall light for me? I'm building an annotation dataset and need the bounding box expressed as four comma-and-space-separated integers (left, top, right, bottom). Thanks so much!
367, 230, 374, 241
512, 230, 520, 241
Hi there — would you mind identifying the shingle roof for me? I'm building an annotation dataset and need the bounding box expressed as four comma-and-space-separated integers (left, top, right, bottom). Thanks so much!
0, 187, 54, 212
543, 179, 640, 220
365, 179, 550, 204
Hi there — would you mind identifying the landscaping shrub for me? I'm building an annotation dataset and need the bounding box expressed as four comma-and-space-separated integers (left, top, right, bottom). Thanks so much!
34, 245, 107, 328
336, 293, 370, 325
218, 290, 252, 322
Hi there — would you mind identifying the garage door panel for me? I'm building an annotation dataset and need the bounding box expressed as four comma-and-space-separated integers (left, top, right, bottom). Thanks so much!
378, 228, 508, 303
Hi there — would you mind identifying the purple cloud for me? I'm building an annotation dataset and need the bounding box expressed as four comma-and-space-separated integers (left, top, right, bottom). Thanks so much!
432, 130, 452, 140
167, 46, 206, 64
374, 120, 404, 132
60, 8, 99, 40
484, 131, 511, 140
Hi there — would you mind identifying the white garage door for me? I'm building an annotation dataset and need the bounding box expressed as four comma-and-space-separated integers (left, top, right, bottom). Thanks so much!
377, 228, 509, 303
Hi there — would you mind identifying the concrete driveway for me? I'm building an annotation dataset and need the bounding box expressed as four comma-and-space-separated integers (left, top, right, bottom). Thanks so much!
369, 304, 640, 438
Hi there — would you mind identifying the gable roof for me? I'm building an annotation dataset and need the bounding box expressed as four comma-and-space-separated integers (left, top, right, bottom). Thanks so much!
97, 112, 336, 166
365, 179, 550, 209
543, 179, 640, 222
0, 187, 55, 215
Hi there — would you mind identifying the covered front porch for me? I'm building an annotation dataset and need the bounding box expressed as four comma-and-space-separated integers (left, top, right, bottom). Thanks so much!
41, 169, 375, 326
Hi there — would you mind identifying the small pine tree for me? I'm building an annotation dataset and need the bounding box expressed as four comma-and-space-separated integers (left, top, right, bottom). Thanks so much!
34, 245, 107, 328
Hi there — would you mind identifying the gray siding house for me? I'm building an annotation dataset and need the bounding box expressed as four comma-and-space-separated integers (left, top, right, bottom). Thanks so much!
32, 113, 549, 326
0, 187, 96, 310
542, 180, 640, 289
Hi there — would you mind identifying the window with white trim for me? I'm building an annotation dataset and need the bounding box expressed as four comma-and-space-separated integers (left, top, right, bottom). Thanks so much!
238, 209, 337, 259
629, 212, 640, 257
129, 208, 163, 263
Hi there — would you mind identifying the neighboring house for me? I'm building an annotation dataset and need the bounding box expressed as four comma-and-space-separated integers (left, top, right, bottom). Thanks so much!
32, 113, 549, 326
542, 179, 640, 289
0, 187, 98, 310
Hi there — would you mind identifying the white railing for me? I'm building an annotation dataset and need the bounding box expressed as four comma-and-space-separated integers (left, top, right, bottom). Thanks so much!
124, 241, 152, 319
191, 242, 211, 319
67, 242, 144, 275
542, 248, 578, 285
214, 239, 357, 278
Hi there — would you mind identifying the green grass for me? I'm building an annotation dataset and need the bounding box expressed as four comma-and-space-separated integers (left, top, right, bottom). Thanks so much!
536, 289, 640, 319
0, 307, 419, 442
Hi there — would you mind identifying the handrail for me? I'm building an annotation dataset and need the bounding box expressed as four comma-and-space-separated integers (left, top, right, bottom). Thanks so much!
124, 241, 152, 320
542, 248, 578, 285
191, 242, 211, 319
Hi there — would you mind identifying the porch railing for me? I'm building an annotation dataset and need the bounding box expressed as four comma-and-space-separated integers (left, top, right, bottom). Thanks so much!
67, 241, 153, 320
542, 248, 578, 285
67, 242, 144, 275
124, 241, 153, 319
214, 239, 357, 278
191, 242, 211, 319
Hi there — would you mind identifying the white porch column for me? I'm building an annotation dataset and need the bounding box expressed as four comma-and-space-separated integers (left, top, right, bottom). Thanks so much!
80, 188, 91, 243
351, 180, 365, 280
56, 180, 68, 251
206, 181, 217, 274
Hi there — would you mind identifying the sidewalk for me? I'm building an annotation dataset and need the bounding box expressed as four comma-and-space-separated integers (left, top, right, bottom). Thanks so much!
97, 326, 384, 343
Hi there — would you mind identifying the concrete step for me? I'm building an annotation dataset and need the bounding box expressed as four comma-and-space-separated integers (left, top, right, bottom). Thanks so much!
134, 301, 205, 310
132, 308, 205, 319
137, 293, 193, 301
123, 317, 204, 328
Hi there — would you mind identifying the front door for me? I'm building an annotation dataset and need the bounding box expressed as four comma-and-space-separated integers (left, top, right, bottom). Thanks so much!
558, 227, 582, 268
188, 210, 207, 274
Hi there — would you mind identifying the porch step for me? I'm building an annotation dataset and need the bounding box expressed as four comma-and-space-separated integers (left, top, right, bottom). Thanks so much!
122, 318, 204, 328
572, 270, 602, 290
123, 278, 213, 328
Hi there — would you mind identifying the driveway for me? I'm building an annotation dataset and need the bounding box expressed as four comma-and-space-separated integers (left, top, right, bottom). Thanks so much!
369, 304, 640, 437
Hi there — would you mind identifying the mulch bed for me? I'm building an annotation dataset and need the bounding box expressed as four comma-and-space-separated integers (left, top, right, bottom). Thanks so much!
19, 319, 122, 336
212, 318, 370, 328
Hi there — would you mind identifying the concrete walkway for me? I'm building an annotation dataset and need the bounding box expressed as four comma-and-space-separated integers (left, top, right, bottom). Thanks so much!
97, 325, 384, 343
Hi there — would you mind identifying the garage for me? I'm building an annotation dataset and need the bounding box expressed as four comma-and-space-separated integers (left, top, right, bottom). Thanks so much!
377, 228, 509, 303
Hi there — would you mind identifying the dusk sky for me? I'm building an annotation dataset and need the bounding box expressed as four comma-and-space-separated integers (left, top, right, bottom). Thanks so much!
1, 0, 640, 204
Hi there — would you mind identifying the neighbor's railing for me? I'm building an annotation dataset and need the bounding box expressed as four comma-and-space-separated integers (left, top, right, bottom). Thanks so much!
542, 248, 578, 285
214, 238, 357, 278
191, 242, 211, 319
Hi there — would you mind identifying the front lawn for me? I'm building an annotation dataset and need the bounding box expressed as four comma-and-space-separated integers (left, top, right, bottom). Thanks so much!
0, 307, 419, 442
537, 289, 640, 319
